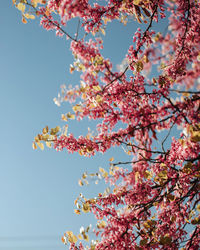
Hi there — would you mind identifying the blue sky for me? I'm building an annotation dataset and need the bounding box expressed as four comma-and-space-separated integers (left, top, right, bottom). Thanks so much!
0, 2, 170, 249
0, 2, 135, 249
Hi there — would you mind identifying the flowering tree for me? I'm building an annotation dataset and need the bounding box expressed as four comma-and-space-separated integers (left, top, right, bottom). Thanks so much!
14, 0, 200, 249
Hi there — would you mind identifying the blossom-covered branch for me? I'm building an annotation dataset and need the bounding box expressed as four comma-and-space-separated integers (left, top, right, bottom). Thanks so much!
14, 0, 200, 249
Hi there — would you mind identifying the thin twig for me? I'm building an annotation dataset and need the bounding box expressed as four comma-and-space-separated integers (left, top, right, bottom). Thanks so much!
26, 1, 78, 42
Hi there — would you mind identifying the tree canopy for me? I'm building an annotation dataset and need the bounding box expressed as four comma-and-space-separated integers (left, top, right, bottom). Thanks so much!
14, 0, 200, 249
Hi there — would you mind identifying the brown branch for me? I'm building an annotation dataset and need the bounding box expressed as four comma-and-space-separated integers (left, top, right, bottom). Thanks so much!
186, 226, 198, 250
102, 3, 158, 91
26, 1, 78, 42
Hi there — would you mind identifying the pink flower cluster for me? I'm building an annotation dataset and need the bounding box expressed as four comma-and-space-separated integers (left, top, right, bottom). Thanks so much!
26, 0, 200, 248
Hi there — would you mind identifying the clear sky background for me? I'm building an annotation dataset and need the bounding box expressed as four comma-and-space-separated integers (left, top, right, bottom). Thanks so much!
0, 1, 168, 249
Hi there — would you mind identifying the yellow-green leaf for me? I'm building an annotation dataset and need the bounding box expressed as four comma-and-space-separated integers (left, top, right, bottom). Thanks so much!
37, 142, 44, 150
24, 13, 35, 19
93, 85, 101, 92
29, 14, 35, 19
135, 61, 143, 72
191, 131, 200, 142
46, 141, 52, 148
158, 170, 168, 180
66, 231, 78, 244
96, 94, 102, 104
191, 217, 200, 225
50, 126, 60, 135
143, 220, 156, 229
97, 220, 106, 229
144, 170, 152, 180
32, 142, 37, 150
17, 3, 25, 12
100, 28, 106, 36
66, 112, 75, 120
133, 0, 142, 5
22, 16, 27, 24
82, 232, 89, 242
61, 114, 68, 121
77, 234, 82, 240
78, 180, 84, 186
99, 167, 105, 173
42, 126, 49, 134
72, 104, 82, 112
74, 209, 81, 215
42, 134, 50, 141
82, 202, 90, 213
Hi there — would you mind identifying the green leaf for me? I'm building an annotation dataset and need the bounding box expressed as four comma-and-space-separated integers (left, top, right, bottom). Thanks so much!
135, 61, 143, 72
159, 235, 172, 245
140, 238, 148, 246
